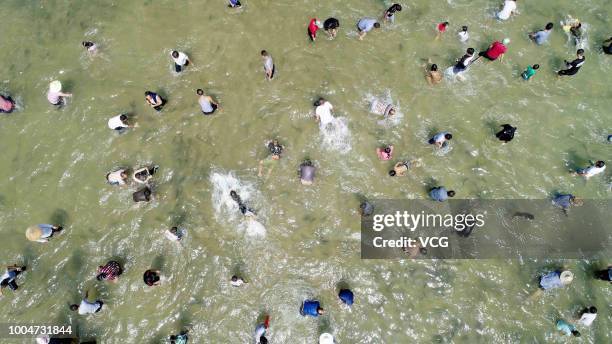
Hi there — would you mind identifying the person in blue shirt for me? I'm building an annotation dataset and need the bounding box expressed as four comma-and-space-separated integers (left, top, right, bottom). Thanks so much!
228, 0, 241, 8
338, 289, 354, 306
556, 319, 580, 337
429, 187, 455, 202
552, 193, 582, 215
539, 270, 573, 290
529, 23, 553, 45
357, 18, 380, 40
300, 300, 324, 317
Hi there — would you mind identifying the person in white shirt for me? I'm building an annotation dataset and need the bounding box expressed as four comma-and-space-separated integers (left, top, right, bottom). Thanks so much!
496, 0, 516, 21
70, 291, 103, 315
164, 227, 184, 241
574, 160, 605, 179
458, 26, 469, 43
578, 306, 597, 326
107, 114, 132, 131
314, 98, 335, 129
106, 169, 128, 186
230, 275, 247, 287
171, 50, 191, 73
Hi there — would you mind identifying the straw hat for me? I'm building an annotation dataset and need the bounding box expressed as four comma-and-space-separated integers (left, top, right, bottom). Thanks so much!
319, 333, 334, 344
26, 225, 43, 241
49, 80, 62, 93
560, 271, 574, 285
315, 20, 323, 29
502, 38, 511, 45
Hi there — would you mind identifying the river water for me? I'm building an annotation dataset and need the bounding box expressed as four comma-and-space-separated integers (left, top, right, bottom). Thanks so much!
0, 0, 610, 343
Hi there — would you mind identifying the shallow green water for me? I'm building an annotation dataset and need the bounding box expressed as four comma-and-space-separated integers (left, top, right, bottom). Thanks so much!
0, 0, 610, 343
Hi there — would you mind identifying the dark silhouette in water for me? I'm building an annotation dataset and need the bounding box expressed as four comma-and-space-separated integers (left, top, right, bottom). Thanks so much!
513, 212, 535, 220
230, 190, 254, 216
496, 124, 516, 143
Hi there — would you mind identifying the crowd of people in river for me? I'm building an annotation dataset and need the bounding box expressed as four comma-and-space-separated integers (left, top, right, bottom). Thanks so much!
1, 1, 611, 343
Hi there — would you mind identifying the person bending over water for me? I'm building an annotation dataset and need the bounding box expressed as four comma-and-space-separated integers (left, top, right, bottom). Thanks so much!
165, 226, 184, 241
143, 269, 161, 286
47, 81, 72, 106
299, 160, 316, 185
227, 0, 241, 8
357, 17, 380, 40
458, 26, 469, 43
389, 160, 420, 177
338, 288, 354, 306
230, 190, 255, 217
594, 266, 611, 283
435, 22, 449, 40
230, 275, 247, 287
429, 186, 455, 202
0, 94, 15, 113
479, 38, 509, 62
261, 50, 275, 80
496, 124, 516, 143
0, 265, 26, 296
300, 300, 324, 317
453, 48, 476, 77
572, 160, 605, 179
603, 37, 612, 55
383, 4, 402, 23
106, 168, 128, 186
556, 319, 580, 337
133, 187, 152, 202
521, 64, 539, 80
171, 50, 191, 73
308, 18, 323, 41
145, 91, 166, 111
376, 145, 393, 161
314, 98, 335, 129
107, 114, 133, 131
196, 89, 219, 115
558, 49, 585, 76
429, 132, 452, 148
132, 165, 158, 184
529, 23, 554, 45
70, 291, 103, 315
258, 139, 284, 179
82, 41, 98, 54
370, 99, 396, 117
324, 18, 340, 38
496, 0, 517, 21
254, 315, 270, 344
425, 63, 442, 85
169, 330, 189, 344
552, 193, 582, 215
26, 224, 63, 243
96, 260, 123, 283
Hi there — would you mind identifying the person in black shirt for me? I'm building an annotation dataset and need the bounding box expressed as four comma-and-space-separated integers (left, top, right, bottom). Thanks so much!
558, 49, 585, 76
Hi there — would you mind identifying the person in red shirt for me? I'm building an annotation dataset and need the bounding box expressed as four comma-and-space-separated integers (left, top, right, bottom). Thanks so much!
479, 38, 510, 61
435, 21, 449, 40
308, 18, 322, 41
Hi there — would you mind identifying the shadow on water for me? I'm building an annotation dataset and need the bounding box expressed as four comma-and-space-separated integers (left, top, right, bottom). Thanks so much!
50, 208, 69, 226
335, 280, 350, 291
152, 255, 165, 271
565, 149, 585, 171
317, 316, 332, 336
66, 248, 86, 280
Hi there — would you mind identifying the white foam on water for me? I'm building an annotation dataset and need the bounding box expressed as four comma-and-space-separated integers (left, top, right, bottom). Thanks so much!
319, 117, 352, 154
209, 170, 266, 237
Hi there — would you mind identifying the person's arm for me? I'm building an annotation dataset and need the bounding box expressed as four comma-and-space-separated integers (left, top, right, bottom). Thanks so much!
258, 160, 264, 177
59, 92, 72, 97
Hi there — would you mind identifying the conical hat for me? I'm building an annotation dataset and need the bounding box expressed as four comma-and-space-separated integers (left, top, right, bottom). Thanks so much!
26, 226, 43, 241
49, 81, 62, 93
560, 271, 574, 285
319, 333, 334, 344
